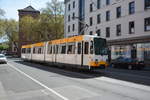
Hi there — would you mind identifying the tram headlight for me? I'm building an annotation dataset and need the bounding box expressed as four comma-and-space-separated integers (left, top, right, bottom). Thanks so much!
95, 59, 98, 62
95, 59, 98, 64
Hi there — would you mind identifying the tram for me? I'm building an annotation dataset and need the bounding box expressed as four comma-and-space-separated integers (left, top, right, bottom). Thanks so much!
21, 35, 108, 70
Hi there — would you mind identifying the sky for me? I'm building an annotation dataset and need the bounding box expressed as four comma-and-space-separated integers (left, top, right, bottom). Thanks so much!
0, 0, 63, 21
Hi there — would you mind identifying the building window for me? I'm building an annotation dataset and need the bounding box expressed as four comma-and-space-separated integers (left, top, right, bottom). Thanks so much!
129, 21, 135, 34
97, 0, 101, 9
68, 25, 70, 32
73, 1, 75, 8
106, 0, 110, 5
72, 13, 75, 20
89, 31, 93, 35
145, 0, 150, 9
68, 4, 71, 11
116, 6, 121, 18
106, 10, 110, 21
145, 17, 150, 31
90, 17, 93, 26
96, 29, 101, 36
97, 14, 101, 24
129, 1, 135, 14
90, 3, 93, 12
68, 15, 70, 22
72, 24, 75, 31
116, 24, 121, 36
106, 27, 110, 38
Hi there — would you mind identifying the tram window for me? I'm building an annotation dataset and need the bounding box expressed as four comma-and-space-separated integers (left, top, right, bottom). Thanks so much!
38, 48, 41, 54
68, 45, 72, 54
48, 45, 51, 54
50, 46, 52, 54
48, 45, 53, 54
84, 42, 89, 54
61, 46, 66, 54
22, 48, 26, 53
78, 43, 81, 54
56, 45, 59, 54
90, 41, 94, 54
33, 48, 36, 54
53, 45, 56, 54
27, 48, 31, 53
72, 44, 75, 54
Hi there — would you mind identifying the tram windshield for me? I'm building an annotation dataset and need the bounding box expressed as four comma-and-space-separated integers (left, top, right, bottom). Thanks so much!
94, 38, 107, 55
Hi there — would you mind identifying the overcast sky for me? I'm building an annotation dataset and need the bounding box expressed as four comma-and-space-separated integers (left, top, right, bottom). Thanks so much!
0, 0, 64, 21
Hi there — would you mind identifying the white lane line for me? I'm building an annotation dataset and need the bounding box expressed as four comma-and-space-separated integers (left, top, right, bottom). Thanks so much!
7, 63, 69, 100
95, 76, 150, 92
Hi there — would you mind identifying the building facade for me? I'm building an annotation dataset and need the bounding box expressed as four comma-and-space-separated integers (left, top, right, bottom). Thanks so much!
18, 6, 40, 56
64, 0, 150, 62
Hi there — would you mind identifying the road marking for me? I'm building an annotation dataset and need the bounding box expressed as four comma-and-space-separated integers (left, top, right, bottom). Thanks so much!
95, 76, 150, 92
7, 64, 69, 100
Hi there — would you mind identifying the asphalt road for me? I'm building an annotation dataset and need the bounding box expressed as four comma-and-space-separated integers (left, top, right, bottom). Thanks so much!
0, 58, 150, 100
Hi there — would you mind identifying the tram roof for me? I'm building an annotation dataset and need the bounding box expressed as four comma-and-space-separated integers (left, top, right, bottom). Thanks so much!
22, 35, 103, 48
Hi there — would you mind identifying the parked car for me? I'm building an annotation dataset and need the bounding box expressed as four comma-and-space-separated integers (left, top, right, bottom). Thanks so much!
111, 57, 145, 70
0, 54, 7, 64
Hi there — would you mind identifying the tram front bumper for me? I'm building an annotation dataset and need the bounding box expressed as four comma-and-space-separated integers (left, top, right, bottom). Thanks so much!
89, 61, 108, 69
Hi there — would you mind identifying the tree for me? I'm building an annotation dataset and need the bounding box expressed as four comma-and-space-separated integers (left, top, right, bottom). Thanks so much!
19, 16, 37, 41
0, 19, 18, 51
41, 0, 64, 39
2, 19, 18, 43
19, 0, 64, 42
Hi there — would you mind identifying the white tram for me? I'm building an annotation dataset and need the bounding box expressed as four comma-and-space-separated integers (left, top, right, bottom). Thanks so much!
21, 35, 108, 70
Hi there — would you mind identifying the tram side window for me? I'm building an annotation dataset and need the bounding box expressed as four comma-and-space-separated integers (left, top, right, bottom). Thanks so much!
22, 48, 26, 53
27, 48, 31, 53
37, 47, 43, 54
38, 48, 42, 54
77, 43, 81, 54
67, 45, 72, 54
50, 46, 52, 54
48, 45, 52, 54
53, 45, 56, 54
56, 45, 59, 54
84, 42, 89, 54
48, 45, 50, 54
90, 41, 94, 54
33, 48, 36, 54
67, 43, 75, 54
61, 45, 66, 54
72, 44, 75, 54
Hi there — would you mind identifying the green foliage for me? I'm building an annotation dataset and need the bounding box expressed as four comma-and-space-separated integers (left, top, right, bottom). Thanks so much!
20, 0, 64, 42
0, 44, 9, 50
1, 19, 18, 42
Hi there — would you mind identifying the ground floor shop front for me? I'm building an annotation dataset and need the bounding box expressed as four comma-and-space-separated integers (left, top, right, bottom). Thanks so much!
108, 36, 150, 63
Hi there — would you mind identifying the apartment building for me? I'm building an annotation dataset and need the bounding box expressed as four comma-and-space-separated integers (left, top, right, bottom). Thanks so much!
64, 0, 150, 61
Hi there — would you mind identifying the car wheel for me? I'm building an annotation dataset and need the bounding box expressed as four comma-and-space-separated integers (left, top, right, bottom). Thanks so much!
128, 65, 132, 70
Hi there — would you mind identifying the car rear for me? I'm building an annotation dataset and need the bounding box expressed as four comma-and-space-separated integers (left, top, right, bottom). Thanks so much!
0, 54, 7, 64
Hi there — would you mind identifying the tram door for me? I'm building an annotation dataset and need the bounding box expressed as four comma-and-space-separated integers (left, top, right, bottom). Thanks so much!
52, 45, 57, 63
76, 42, 82, 66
